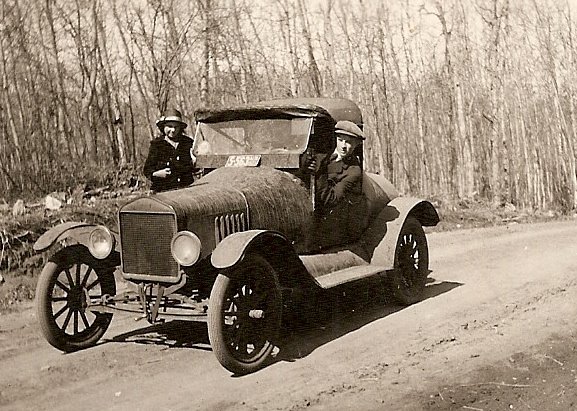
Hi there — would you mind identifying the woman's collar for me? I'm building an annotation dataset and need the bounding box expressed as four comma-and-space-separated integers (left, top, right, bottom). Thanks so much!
164, 135, 179, 148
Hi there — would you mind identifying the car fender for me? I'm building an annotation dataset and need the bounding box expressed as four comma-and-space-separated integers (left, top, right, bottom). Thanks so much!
365, 197, 439, 270
211, 230, 316, 288
33, 221, 120, 253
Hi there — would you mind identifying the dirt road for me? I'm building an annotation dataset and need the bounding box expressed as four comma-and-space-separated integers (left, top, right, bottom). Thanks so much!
1, 221, 577, 410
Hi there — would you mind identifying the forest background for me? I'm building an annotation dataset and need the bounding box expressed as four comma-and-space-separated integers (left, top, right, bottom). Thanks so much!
1, 0, 577, 212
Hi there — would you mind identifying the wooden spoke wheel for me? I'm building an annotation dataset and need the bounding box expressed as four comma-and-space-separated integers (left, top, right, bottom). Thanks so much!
389, 217, 429, 305
208, 254, 282, 374
35, 245, 116, 352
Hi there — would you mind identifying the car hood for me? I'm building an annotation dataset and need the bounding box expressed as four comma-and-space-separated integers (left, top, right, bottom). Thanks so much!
121, 167, 313, 252
197, 167, 312, 240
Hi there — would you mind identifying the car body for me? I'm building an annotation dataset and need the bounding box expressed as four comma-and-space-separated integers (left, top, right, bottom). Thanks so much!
34, 98, 439, 374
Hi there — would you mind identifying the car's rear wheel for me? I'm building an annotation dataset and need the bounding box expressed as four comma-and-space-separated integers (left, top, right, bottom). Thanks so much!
36, 245, 116, 352
208, 254, 282, 374
388, 217, 429, 305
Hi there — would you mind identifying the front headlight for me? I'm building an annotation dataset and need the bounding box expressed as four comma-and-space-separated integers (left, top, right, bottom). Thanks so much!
88, 226, 114, 259
171, 231, 201, 266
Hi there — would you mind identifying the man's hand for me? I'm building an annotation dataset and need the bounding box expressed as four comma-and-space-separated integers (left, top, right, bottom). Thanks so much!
306, 156, 317, 173
152, 167, 171, 178
304, 149, 319, 173
304, 151, 329, 175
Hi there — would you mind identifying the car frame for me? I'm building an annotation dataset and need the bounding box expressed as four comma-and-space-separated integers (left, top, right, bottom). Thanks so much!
33, 98, 439, 374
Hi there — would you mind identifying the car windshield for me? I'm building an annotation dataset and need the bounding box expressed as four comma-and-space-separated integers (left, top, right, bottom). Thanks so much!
193, 118, 312, 155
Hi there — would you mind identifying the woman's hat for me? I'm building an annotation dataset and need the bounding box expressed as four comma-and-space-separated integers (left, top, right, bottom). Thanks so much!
156, 108, 188, 130
335, 120, 364, 140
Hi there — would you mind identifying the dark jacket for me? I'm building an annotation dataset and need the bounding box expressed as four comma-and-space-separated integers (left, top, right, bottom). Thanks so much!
143, 135, 195, 192
317, 153, 362, 209
314, 154, 368, 248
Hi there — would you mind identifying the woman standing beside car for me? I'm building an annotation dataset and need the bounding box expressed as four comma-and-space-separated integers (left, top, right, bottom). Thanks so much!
143, 108, 198, 192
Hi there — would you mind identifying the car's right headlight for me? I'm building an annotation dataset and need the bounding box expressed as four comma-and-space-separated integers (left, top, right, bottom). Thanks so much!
171, 231, 201, 266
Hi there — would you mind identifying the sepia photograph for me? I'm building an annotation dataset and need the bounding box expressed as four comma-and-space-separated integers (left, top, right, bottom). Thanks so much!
0, 0, 576, 409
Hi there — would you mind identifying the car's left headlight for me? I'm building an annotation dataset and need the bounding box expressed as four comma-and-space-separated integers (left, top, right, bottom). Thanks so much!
88, 226, 115, 259
171, 231, 201, 266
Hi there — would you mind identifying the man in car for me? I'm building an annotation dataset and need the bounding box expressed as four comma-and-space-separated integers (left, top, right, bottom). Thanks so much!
316, 120, 364, 207
143, 108, 198, 192
307, 120, 368, 247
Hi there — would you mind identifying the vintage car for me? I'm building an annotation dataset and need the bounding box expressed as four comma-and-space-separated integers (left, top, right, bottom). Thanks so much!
33, 98, 439, 374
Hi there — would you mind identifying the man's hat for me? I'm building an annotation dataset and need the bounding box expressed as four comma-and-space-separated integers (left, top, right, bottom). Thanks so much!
156, 108, 188, 130
335, 120, 364, 140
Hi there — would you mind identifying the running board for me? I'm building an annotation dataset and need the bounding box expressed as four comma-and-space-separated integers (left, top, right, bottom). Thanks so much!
315, 264, 388, 289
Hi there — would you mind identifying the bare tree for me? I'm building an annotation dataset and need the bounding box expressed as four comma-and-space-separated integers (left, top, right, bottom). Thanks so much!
276, 0, 299, 97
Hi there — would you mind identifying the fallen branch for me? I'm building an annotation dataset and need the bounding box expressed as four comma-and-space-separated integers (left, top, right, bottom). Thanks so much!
543, 354, 564, 367
83, 186, 110, 198
144, 358, 162, 364
459, 381, 533, 388
0, 231, 6, 270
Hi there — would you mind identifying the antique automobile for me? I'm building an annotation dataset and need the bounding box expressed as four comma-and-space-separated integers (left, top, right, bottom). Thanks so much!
33, 98, 439, 374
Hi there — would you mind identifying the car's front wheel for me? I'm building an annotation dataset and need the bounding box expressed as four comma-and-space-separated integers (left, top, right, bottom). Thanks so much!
208, 254, 282, 374
35, 245, 116, 352
388, 217, 429, 305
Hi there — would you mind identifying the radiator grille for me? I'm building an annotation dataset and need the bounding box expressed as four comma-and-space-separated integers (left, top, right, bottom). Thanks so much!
214, 213, 248, 243
120, 212, 179, 279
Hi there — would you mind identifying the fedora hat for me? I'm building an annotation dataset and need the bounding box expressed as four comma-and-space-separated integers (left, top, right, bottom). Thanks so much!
335, 120, 364, 140
156, 108, 188, 130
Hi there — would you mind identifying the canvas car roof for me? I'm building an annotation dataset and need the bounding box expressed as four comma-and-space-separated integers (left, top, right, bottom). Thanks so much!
194, 98, 362, 125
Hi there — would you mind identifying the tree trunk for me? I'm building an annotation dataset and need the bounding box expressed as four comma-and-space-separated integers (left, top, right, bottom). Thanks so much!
112, 0, 155, 139
297, 0, 321, 96
277, 0, 299, 97
96, 7, 127, 167
0, 32, 22, 189
199, 0, 211, 106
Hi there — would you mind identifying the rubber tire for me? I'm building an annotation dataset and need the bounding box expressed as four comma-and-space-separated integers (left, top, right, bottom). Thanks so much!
208, 254, 282, 374
389, 217, 429, 305
35, 245, 116, 352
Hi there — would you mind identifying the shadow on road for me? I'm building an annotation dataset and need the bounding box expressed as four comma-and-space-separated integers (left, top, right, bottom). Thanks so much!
276, 278, 462, 363
107, 320, 211, 350
101, 276, 462, 373
422, 278, 463, 301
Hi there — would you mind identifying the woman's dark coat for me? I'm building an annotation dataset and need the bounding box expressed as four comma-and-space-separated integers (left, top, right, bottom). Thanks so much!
143, 136, 195, 192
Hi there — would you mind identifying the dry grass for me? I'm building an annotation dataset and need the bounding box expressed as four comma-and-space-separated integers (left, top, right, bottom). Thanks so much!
0, 193, 134, 312
427, 196, 573, 233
